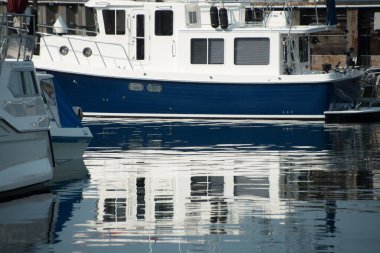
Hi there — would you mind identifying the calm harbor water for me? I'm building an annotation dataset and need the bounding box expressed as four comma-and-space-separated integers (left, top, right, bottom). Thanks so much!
1, 118, 380, 253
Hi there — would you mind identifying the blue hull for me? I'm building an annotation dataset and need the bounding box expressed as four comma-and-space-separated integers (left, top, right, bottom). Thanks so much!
41, 71, 360, 119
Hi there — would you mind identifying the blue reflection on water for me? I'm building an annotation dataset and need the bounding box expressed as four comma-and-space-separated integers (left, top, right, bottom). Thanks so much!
88, 119, 329, 151
1, 119, 380, 253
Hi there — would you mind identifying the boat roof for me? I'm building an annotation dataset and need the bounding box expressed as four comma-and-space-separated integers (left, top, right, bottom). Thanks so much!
85, 0, 334, 33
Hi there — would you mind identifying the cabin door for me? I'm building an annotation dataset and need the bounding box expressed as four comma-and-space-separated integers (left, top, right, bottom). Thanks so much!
131, 10, 149, 62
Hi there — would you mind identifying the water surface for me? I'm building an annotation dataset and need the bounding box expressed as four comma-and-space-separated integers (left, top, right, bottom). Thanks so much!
1, 119, 380, 253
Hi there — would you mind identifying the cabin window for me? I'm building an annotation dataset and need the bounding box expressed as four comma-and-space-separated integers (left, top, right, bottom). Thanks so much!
191, 39, 207, 64
136, 14, 145, 60
208, 39, 224, 64
299, 37, 309, 63
155, 10, 173, 36
103, 10, 125, 35
245, 8, 264, 23
9, 71, 38, 97
234, 38, 270, 65
191, 38, 224, 64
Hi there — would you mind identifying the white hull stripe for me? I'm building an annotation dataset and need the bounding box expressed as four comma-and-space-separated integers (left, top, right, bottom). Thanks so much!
84, 112, 325, 120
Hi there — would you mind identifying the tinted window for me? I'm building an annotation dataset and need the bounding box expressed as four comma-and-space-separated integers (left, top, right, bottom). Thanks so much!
234, 38, 270, 65
191, 39, 207, 64
191, 38, 224, 64
136, 14, 145, 60
9, 71, 38, 97
103, 10, 125, 35
116, 10, 125, 35
208, 39, 224, 64
103, 10, 115, 34
155, 10, 173, 36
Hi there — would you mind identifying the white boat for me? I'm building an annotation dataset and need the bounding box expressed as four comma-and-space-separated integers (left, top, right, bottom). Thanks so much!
37, 73, 93, 164
0, 13, 54, 194
32, 0, 364, 120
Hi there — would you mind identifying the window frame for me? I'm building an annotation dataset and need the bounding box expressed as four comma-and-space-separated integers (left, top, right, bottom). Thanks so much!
234, 37, 270, 65
102, 9, 125, 35
190, 38, 224, 65
155, 10, 173, 36
9, 70, 39, 97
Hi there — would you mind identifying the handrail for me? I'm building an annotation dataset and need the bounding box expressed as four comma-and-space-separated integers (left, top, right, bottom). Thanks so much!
67, 37, 80, 65
355, 70, 380, 109
39, 35, 54, 62
37, 32, 134, 70
0, 13, 36, 61
37, 24, 97, 36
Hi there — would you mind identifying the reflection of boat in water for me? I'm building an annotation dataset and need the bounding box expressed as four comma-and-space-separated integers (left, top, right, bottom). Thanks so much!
86, 118, 328, 151
82, 120, 312, 241
46, 159, 89, 244
0, 159, 89, 252
0, 13, 54, 194
48, 158, 89, 186
80, 118, 380, 245
33, 0, 363, 120
0, 193, 54, 251
37, 73, 93, 164
85, 148, 289, 238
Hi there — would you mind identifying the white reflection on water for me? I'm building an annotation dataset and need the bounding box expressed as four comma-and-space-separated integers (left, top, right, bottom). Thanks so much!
74, 119, 380, 252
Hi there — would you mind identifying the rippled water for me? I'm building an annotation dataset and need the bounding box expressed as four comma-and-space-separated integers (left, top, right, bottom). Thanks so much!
1, 119, 380, 253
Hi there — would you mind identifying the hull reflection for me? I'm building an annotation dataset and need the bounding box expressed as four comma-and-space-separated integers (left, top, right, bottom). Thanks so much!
78, 119, 380, 248
0, 193, 54, 253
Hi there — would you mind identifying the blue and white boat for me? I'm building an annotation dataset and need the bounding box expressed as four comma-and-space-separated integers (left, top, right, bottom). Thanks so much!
33, 0, 363, 120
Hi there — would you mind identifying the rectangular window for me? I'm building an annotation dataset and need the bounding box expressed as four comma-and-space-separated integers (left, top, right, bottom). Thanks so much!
136, 15, 144, 37
191, 38, 224, 64
103, 10, 125, 35
234, 38, 270, 65
103, 10, 115, 35
155, 10, 173, 36
191, 39, 207, 64
9, 71, 23, 96
9, 71, 38, 97
136, 14, 145, 60
116, 10, 125, 35
299, 37, 309, 63
136, 39, 145, 60
208, 39, 224, 64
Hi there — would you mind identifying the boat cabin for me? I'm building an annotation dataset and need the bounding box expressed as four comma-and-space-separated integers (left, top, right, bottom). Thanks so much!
40, 0, 333, 77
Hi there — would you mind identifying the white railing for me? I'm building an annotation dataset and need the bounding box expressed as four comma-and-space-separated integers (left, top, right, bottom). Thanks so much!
0, 13, 36, 62
38, 29, 134, 70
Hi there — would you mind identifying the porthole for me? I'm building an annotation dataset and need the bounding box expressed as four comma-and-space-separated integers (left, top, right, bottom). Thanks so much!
83, 47, 92, 57
128, 83, 144, 91
147, 84, 162, 93
59, 46, 69, 55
